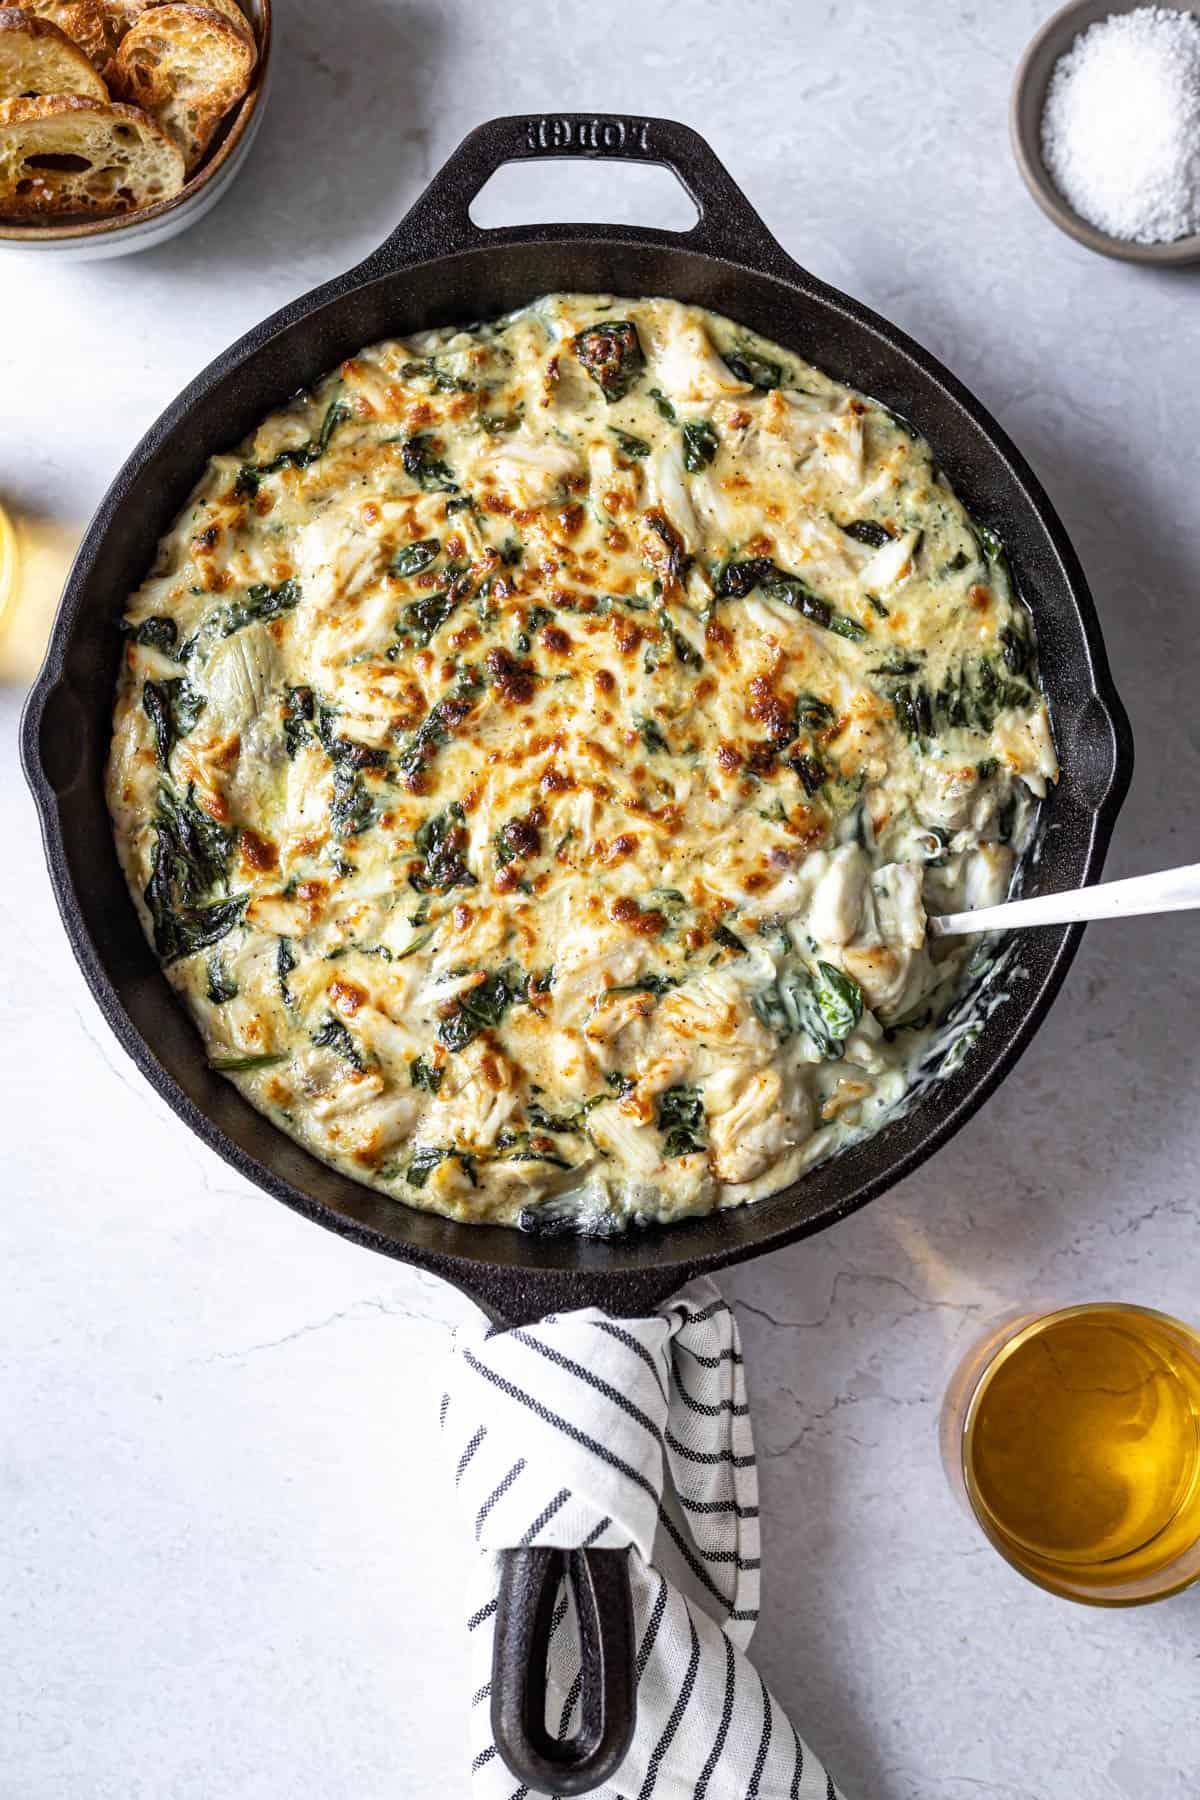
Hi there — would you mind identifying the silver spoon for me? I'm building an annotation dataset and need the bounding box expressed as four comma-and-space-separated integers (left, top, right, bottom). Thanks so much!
928, 864, 1200, 939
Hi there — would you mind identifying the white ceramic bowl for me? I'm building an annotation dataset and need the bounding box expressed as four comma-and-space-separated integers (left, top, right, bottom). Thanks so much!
0, 0, 272, 260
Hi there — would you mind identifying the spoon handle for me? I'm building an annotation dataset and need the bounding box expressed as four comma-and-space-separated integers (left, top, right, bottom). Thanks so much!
928, 863, 1200, 938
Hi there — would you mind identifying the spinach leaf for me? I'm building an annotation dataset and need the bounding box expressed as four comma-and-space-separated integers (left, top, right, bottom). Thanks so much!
716, 557, 866, 642
234, 399, 350, 496
754, 968, 815, 1046
899, 654, 1031, 740
410, 1056, 443, 1093
795, 692, 836, 733
841, 519, 892, 548
752, 962, 862, 1056
725, 348, 782, 390
311, 1014, 365, 1070
636, 716, 669, 755
526, 1093, 610, 1134
605, 973, 678, 1000
656, 1084, 706, 1156
410, 803, 476, 893
494, 813, 540, 867
815, 961, 863, 1042
400, 434, 459, 493
144, 783, 236, 920
514, 604, 554, 656
759, 566, 832, 627
572, 320, 645, 402
400, 357, 474, 394
282, 685, 314, 757
271, 943, 295, 1015
610, 427, 651, 459
395, 587, 460, 648
313, 704, 387, 840
648, 387, 677, 422
277, 936, 297, 1005
221, 578, 302, 637
437, 963, 527, 1052
715, 556, 775, 599
396, 669, 483, 787
644, 509, 693, 591
972, 655, 1031, 728
940, 1023, 980, 1075
205, 955, 238, 1004
392, 538, 442, 579
889, 681, 935, 741
395, 926, 437, 961
788, 752, 827, 796
315, 704, 389, 773
973, 518, 1011, 583
872, 655, 924, 677
407, 1144, 477, 1189
492, 1125, 574, 1165
681, 420, 718, 472
712, 923, 746, 955
500, 536, 523, 566
656, 606, 703, 669
764, 568, 829, 625
330, 766, 376, 840
142, 781, 242, 964
143, 677, 205, 769
127, 615, 179, 654
315, 397, 351, 456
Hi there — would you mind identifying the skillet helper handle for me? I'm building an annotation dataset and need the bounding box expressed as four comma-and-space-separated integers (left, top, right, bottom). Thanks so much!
358, 110, 786, 273
491, 1544, 636, 1796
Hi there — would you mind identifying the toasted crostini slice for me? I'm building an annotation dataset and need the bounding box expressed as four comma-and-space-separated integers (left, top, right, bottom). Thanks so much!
0, 10, 108, 98
0, 90, 184, 214
0, 0, 108, 67
101, 0, 253, 56
109, 1, 252, 171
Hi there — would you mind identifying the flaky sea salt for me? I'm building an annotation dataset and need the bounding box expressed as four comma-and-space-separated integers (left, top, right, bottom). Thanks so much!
1041, 6, 1200, 243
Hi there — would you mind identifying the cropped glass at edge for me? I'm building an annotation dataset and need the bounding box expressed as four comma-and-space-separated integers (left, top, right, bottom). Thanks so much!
941, 1302, 1200, 1606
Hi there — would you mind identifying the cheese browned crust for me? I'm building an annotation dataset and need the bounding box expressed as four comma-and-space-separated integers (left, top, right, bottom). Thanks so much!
107, 295, 1057, 1232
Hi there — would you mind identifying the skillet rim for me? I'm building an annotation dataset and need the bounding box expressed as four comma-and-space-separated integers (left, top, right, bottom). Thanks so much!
20, 116, 1133, 1319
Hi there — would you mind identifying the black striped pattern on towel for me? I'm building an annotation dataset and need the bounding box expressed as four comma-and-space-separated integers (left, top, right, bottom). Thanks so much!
441, 1277, 845, 1799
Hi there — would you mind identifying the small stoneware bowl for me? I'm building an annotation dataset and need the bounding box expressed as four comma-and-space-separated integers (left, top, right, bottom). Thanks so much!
1011, 0, 1200, 266
0, 0, 272, 260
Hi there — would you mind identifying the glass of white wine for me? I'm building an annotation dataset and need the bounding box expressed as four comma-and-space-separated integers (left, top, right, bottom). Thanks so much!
942, 1303, 1200, 1604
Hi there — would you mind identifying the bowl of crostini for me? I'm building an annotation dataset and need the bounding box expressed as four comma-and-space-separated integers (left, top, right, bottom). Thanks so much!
0, 0, 270, 256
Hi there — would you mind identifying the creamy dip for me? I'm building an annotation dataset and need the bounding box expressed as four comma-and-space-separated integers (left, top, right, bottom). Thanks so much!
108, 295, 1057, 1231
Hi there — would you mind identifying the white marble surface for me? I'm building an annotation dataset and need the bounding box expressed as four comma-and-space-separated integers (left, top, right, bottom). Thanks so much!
4, 2, 1200, 1795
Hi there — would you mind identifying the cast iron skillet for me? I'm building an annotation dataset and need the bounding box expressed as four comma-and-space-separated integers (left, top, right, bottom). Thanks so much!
22, 113, 1132, 1793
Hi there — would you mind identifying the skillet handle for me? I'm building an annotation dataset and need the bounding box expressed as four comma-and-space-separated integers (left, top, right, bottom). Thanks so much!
355, 111, 788, 275
491, 1544, 636, 1796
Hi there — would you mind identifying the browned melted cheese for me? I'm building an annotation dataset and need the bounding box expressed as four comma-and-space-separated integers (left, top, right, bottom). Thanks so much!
107, 295, 1056, 1231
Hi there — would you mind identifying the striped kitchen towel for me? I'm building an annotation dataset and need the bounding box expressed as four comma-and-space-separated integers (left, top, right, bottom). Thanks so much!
441, 1278, 845, 1799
